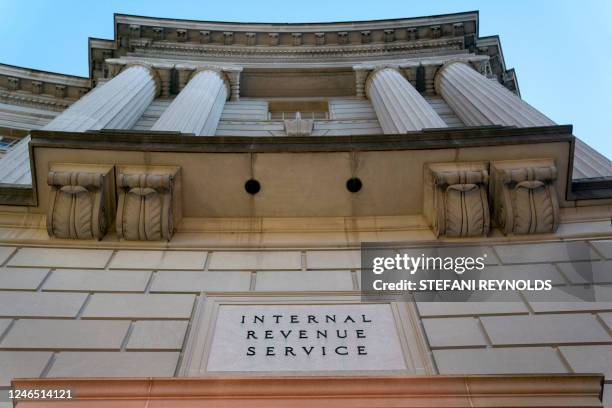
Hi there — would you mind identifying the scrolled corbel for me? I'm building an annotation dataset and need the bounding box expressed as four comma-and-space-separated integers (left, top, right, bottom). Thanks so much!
47, 171, 107, 240
491, 160, 559, 235
116, 167, 181, 241
424, 162, 490, 238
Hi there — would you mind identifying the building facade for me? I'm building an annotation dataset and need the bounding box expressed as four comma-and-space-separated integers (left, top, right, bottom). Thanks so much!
0, 11, 610, 407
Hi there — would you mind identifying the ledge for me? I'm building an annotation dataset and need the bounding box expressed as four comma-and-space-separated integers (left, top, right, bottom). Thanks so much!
12, 374, 604, 407
30, 125, 573, 153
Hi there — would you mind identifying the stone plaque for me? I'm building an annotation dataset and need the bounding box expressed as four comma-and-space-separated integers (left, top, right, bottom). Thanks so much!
207, 304, 407, 371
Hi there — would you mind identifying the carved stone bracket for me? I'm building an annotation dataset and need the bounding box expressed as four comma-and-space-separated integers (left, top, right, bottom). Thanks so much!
284, 118, 313, 136
491, 160, 559, 235
47, 166, 114, 240
116, 167, 181, 241
424, 163, 490, 237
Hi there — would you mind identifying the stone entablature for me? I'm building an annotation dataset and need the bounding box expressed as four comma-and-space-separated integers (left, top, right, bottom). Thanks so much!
87, 13, 519, 93
0, 64, 91, 112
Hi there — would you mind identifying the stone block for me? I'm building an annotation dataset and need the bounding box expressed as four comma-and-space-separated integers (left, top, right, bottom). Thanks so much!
43, 269, 151, 292
8, 248, 113, 269
0, 292, 87, 317
481, 314, 610, 345
47, 352, 179, 377
490, 159, 559, 235
82, 293, 195, 319
0, 351, 53, 386
306, 250, 360, 269
591, 240, 612, 259
0, 319, 130, 349
255, 270, 354, 291
422, 317, 487, 347
600, 313, 612, 330
0, 268, 49, 290
557, 260, 612, 284
110, 250, 206, 270
480, 264, 565, 284
0, 247, 16, 265
126, 320, 188, 350
115, 166, 181, 241
493, 241, 599, 264
209, 251, 302, 270
46, 164, 115, 240
523, 286, 612, 313
433, 347, 566, 374
0, 319, 11, 336
416, 291, 528, 317
559, 345, 612, 378
150, 271, 250, 293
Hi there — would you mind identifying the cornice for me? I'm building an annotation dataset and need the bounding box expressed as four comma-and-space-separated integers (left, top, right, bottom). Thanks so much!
0, 64, 90, 87
114, 11, 479, 32
0, 89, 74, 112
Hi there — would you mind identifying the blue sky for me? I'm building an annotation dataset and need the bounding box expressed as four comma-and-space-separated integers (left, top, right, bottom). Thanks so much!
0, 0, 610, 158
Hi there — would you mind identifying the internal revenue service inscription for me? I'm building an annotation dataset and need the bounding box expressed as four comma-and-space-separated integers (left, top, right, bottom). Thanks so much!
207, 304, 407, 371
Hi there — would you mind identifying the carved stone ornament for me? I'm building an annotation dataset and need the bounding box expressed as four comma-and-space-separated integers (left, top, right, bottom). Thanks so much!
491, 160, 559, 235
425, 163, 490, 238
47, 171, 107, 240
116, 171, 179, 241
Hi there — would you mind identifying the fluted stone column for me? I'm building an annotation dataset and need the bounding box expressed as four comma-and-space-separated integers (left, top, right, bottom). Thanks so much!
435, 61, 555, 127
43, 64, 159, 131
366, 67, 447, 133
151, 69, 228, 136
0, 64, 159, 185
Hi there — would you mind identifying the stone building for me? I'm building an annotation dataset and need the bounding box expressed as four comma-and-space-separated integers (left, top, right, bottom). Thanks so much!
0, 10, 611, 407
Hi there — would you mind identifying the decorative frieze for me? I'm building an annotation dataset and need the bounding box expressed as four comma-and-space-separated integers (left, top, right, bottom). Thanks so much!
424, 163, 490, 238
46, 166, 114, 240
116, 167, 181, 241
337, 32, 349, 45
490, 160, 560, 235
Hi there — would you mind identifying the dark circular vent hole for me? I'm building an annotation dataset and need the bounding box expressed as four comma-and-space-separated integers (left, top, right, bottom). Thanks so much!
346, 177, 362, 193
244, 179, 261, 195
